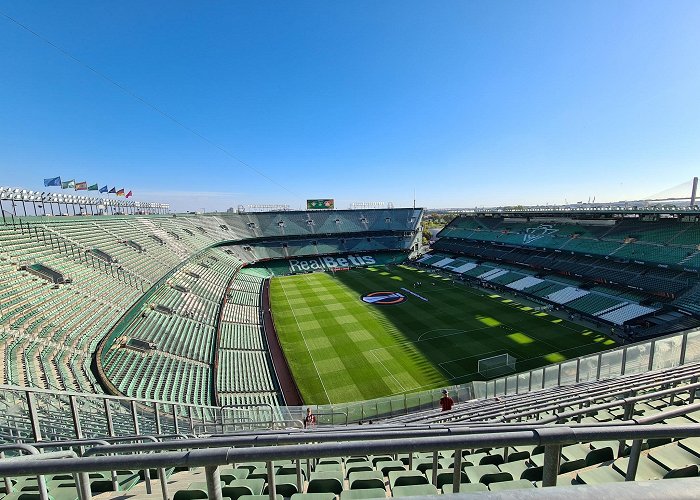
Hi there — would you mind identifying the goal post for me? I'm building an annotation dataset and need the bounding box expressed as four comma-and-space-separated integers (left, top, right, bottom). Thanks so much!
478, 353, 517, 378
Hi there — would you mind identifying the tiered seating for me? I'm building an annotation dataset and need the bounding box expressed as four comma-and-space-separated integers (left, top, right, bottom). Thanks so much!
545, 286, 589, 304
566, 293, 627, 316
0, 207, 420, 410
101, 248, 246, 405
598, 303, 658, 325
216, 270, 280, 407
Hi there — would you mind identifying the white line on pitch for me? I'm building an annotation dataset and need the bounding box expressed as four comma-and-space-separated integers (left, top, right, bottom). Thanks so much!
371, 350, 407, 393
278, 278, 333, 405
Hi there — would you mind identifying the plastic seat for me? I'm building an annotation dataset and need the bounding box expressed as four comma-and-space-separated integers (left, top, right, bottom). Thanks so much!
307, 472, 343, 495
391, 484, 437, 497
348, 471, 384, 490
613, 455, 673, 481
648, 444, 700, 471
582, 446, 610, 465
291, 494, 336, 500
480, 472, 513, 486
679, 437, 700, 457
219, 468, 250, 484
371, 456, 393, 467
442, 483, 488, 494
340, 488, 387, 500
378, 461, 404, 476
463, 464, 500, 484
345, 462, 373, 477
247, 468, 274, 480
314, 464, 342, 473
426, 469, 468, 489
239, 496, 283, 500
498, 460, 530, 480
264, 475, 298, 497
174, 486, 208, 500
387, 470, 427, 488
221, 479, 266, 500
488, 479, 535, 491
576, 465, 625, 485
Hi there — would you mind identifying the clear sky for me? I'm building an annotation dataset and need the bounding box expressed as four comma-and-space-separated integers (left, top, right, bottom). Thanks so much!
2, 1, 700, 211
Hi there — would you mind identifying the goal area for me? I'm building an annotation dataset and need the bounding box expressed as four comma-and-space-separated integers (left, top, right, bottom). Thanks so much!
478, 353, 517, 378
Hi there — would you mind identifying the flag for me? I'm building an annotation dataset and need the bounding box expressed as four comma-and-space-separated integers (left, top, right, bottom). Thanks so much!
108, 187, 116, 194
99, 186, 108, 193
75, 182, 88, 191
88, 184, 99, 191
116, 188, 125, 196
126, 190, 133, 198
62, 180, 75, 189
43, 177, 61, 187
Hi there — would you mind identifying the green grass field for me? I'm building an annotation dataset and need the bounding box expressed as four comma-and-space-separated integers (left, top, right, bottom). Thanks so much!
270, 264, 616, 404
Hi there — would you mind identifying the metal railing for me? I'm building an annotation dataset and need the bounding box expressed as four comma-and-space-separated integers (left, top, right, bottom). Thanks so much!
2, 415, 700, 500
0, 384, 290, 445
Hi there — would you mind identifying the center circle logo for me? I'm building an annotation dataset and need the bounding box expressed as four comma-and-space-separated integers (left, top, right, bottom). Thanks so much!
361, 291, 406, 305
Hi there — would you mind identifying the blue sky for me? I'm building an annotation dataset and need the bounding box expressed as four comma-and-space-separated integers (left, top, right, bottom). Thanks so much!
2, 1, 700, 211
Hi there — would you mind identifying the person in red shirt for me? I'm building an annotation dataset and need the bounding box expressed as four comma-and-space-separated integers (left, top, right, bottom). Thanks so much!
304, 407, 317, 428
439, 389, 454, 411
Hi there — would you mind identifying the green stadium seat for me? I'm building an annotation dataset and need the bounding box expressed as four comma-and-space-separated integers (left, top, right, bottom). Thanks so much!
348, 471, 384, 490
480, 472, 513, 486
391, 484, 437, 497
221, 479, 266, 500
345, 462, 373, 477
264, 475, 299, 498
306, 472, 343, 495
291, 493, 336, 500
377, 461, 404, 476
239, 496, 283, 500
488, 479, 536, 491
425, 469, 468, 489
313, 464, 341, 473
442, 483, 489, 494
387, 470, 427, 488
340, 488, 387, 500
371, 456, 393, 467
648, 444, 700, 471
174, 485, 208, 500
576, 465, 625, 485
498, 460, 531, 480
612, 456, 668, 481
463, 464, 501, 484
247, 467, 274, 480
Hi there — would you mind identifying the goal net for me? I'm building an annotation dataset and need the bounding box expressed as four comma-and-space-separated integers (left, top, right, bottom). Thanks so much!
478, 353, 517, 378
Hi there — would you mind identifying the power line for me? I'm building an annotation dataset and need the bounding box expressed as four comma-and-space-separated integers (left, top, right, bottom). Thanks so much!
0, 9, 297, 196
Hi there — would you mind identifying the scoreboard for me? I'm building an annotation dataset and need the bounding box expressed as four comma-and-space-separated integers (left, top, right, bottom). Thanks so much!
306, 199, 334, 210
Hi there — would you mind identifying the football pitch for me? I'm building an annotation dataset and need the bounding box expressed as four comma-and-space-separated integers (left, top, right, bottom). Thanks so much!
270, 264, 616, 404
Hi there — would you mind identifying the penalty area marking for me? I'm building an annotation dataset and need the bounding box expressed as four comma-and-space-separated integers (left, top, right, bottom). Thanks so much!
370, 350, 407, 393
417, 325, 492, 342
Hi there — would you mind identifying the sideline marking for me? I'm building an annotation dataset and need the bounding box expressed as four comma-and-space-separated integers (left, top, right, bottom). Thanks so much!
278, 278, 333, 404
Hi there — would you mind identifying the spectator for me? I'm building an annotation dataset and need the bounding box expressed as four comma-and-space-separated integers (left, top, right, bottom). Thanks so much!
304, 407, 317, 428
439, 389, 454, 412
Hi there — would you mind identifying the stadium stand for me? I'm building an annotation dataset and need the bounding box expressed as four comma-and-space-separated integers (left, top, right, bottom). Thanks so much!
0, 207, 422, 410
429, 210, 700, 337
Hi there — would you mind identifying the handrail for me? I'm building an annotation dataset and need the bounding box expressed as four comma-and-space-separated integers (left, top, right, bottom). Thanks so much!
397, 361, 700, 424
0, 444, 79, 500
56, 400, 700, 456
2, 424, 700, 497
